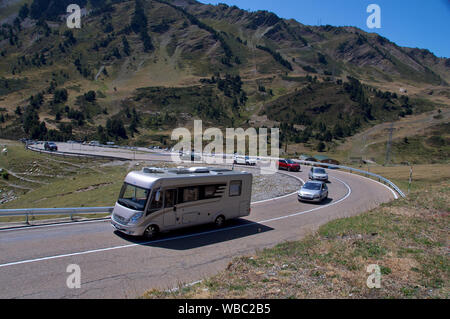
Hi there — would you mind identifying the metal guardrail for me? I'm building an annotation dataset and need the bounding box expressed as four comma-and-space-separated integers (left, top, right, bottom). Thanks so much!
0, 207, 114, 224
297, 160, 406, 198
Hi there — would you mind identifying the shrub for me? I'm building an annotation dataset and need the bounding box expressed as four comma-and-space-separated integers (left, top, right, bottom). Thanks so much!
2, 170, 9, 180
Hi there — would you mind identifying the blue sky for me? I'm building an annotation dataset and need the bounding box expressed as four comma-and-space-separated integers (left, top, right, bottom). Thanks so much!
198, 0, 450, 58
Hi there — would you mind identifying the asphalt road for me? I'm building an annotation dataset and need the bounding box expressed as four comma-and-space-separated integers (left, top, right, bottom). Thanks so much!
0, 143, 396, 298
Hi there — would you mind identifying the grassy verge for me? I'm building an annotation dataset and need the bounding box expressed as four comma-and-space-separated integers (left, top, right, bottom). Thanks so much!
361, 164, 450, 193
143, 167, 449, 299
0, 141, 129, 209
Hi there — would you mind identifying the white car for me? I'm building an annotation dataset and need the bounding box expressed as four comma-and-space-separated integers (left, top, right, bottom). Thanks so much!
298, 181, 328, 203
234, 155, 257, 166
89, 141, 100, 146
309, 167, 329, 182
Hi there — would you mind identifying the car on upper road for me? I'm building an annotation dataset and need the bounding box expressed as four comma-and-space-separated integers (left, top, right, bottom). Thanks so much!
44, 142, 58, 152
234, 155, 257, 166
89, 141, 100, 146
181, 151, 202, 162
278, 159, 301, 172
309, 167, 329, 182
297, 181, 328, 203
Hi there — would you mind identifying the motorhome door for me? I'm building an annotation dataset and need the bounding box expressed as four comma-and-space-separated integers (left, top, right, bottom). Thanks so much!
163, 189, 178, 227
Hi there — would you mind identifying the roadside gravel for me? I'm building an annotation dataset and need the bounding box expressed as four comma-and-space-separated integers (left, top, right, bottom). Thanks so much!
233, 166, 302, 202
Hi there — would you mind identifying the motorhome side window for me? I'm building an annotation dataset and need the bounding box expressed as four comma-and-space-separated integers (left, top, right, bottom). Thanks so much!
183, 187, 199, 203
164, 189, 177, 208
178, 184, 226, 204
147, 191, 162, 215
229, 180, 242, 197
201, 184, 226, 199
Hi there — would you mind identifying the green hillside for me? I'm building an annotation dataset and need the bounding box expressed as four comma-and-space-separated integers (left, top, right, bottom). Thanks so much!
0, 0, 448, 159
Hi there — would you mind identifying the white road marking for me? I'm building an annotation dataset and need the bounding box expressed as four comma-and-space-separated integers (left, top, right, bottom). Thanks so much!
166, 177, 351, 294
333, 169, 398, 199
0, 176, 350, 269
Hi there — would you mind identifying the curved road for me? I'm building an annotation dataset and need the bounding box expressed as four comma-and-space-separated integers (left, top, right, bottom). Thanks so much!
0, 143, 396, 298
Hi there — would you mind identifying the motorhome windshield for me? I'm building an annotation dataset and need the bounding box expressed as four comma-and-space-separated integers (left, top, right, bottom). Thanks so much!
118, 183, 150, 211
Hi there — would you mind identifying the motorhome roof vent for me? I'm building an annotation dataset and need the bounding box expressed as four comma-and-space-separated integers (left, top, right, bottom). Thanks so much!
210, 168, 232, 173
168, 167, 211, 174
188, 167, 210, 173
142, 167, 166, 174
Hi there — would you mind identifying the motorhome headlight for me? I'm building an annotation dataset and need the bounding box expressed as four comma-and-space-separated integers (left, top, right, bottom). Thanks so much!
129, 212, 144, 224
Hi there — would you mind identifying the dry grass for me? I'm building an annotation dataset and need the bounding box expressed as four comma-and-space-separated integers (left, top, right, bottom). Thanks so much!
337, 107, 450, 161
363, 164, 450, 192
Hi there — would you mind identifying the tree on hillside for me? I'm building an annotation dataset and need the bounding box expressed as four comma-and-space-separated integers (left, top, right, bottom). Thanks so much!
84, 90, 96, 102
122, 36, 130, 56
19, 4, 29, 20
106, 118, 127, 140
23, 108, 40, 134
317, 52, 328, 65
131, 0, 153, 52
323, 130, 333, 142
15, 106, 22, 116
29, 93, 44, 109
97, 125, 108, 144
332, 124, 344, 139
53, 89, 68, 104
316, 141, 326, 152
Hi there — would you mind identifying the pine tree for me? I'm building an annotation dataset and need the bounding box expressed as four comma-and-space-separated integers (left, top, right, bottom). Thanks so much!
317, 141, 326, 152
19, 4, 29, 20
122, 36, 130, 56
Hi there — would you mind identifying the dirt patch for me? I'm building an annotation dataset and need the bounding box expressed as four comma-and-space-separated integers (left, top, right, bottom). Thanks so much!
75, 182, 114, 193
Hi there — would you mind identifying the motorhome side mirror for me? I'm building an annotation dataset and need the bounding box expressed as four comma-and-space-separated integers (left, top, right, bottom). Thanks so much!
155, 190, 161, 202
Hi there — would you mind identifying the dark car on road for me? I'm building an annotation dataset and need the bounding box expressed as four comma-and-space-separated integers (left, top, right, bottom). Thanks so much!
278, 159, 301, 172
44, 142, 58, 151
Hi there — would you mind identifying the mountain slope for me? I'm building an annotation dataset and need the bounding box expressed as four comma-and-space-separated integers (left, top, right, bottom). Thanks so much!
0, 0, 448, 160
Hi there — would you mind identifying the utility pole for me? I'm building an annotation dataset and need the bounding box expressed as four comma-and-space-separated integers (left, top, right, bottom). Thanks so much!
385, 123, 394, 165
408, 164, 413, 195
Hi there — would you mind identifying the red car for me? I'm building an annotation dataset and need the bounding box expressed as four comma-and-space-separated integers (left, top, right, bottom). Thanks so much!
278, 159, 301, 172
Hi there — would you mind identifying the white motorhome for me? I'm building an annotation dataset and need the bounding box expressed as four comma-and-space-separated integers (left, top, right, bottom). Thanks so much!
111, 167, 253, 238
